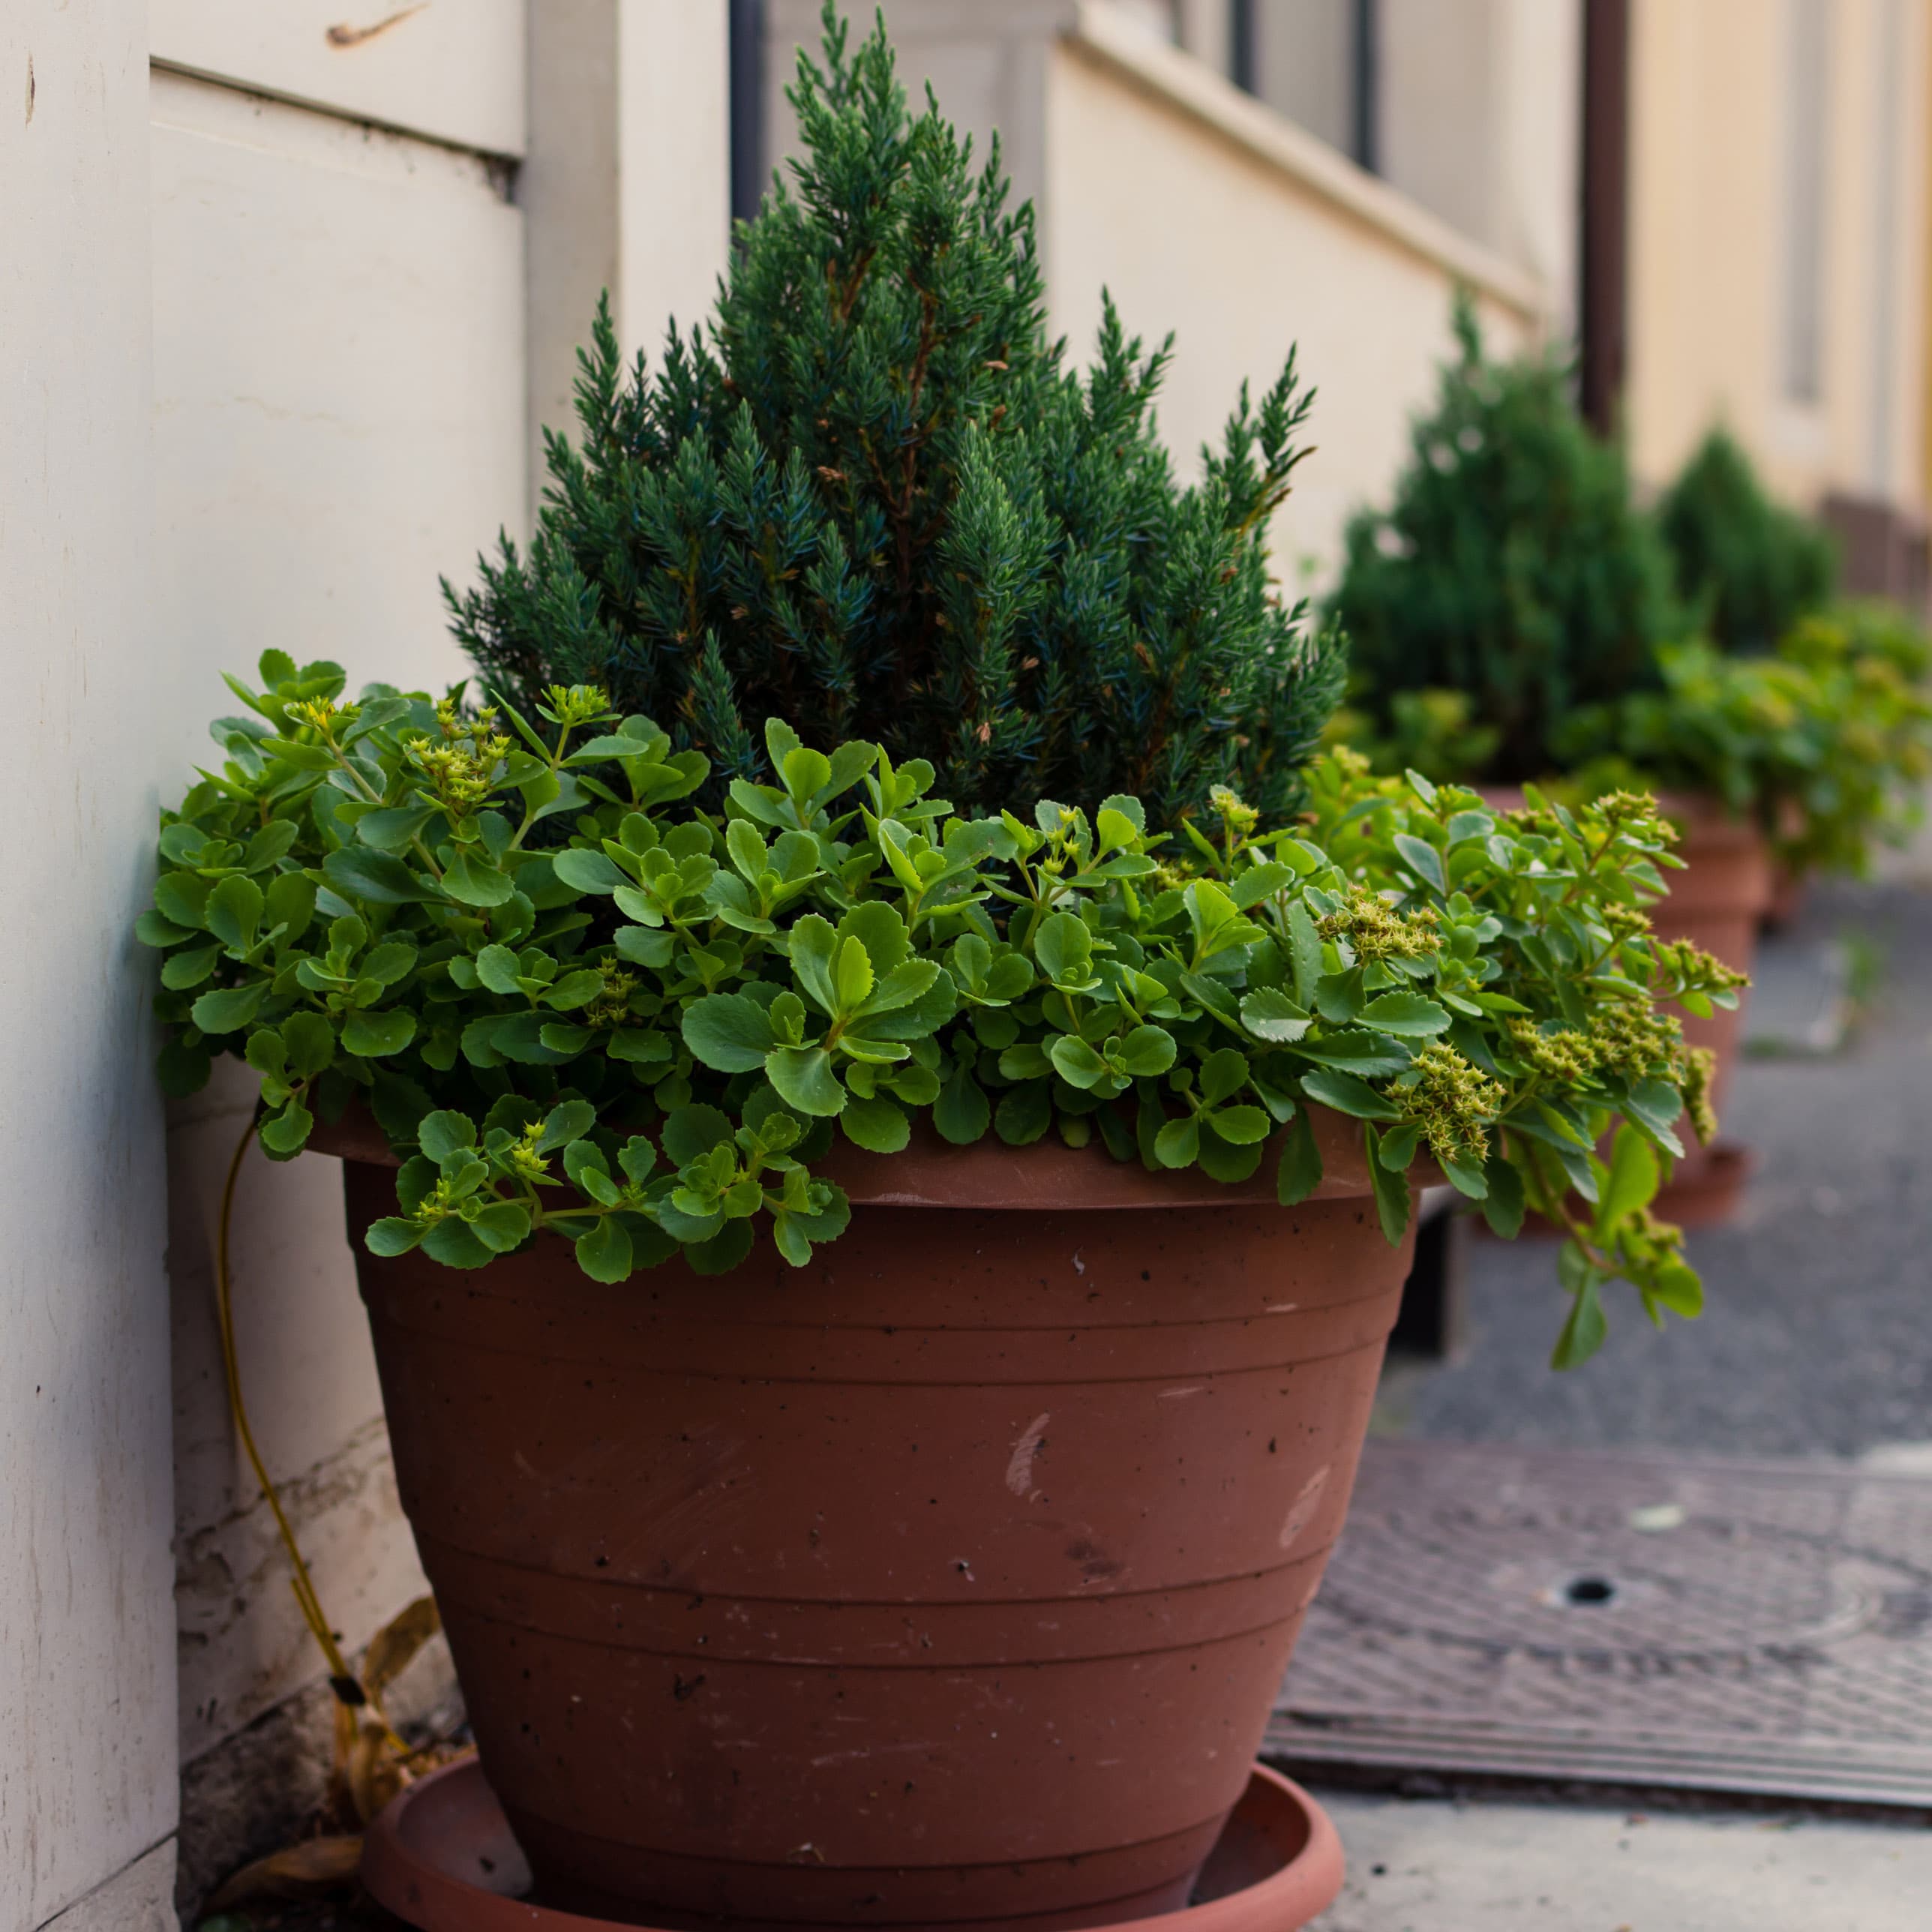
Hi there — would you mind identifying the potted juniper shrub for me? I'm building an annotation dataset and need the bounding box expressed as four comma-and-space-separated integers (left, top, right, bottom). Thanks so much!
142, 18, 1741, 1928
1656, 428, 1839, 660
1654, 428, 1932, 926
1329, 306, 1928, 1219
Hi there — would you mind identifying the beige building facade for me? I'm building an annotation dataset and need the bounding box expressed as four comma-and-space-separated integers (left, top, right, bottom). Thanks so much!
8, 4, 1930, 1926
1624, 0, 1930, 549
1180, 0, 1932, 536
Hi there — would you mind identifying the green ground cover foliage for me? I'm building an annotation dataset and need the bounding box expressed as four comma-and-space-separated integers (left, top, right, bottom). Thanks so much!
143, 654, 1743, 1364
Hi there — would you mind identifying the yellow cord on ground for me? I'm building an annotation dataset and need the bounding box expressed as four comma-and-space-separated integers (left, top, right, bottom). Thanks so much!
214, 1111, 406, 1750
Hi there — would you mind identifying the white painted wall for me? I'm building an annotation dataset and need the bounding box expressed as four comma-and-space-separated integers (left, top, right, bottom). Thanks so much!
526, 0, 733, 503
10, 0, 730, 1916
150, 64, 526, 1790
147, 4, 732, 1907
149, 0, 526, 152
2, 5, 180, 1928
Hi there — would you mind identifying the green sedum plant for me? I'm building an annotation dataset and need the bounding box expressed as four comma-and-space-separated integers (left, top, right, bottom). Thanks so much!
1556, 625, 1932, 877
144, 653, 1745, 1366
446, 6, 1344, 831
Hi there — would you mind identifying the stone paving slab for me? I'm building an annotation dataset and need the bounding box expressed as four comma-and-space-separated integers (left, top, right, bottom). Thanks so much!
1304, 1790, 1932, 1932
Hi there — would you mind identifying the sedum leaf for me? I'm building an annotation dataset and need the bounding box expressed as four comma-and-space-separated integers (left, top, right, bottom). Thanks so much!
341, 1009, 416, 1058
764, 1046, 846, 1117
1276, 1107, 1322, 1206
1298, 1068, 1399, 1120
683, 994, 778, 1072
1356, 991, 1450, 1037
191, 983, 266, 1034
1240, 987, 1312, 1043
1363, 1125, 1412, 1245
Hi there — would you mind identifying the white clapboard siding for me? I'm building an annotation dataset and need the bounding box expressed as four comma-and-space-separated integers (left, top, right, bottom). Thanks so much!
151, 70, 524, 731
152, 67, 526, 1772
151, 0, 527, 156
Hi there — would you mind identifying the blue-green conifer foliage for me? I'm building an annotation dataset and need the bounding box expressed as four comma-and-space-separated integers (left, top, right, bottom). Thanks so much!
448, 6, 1343, 830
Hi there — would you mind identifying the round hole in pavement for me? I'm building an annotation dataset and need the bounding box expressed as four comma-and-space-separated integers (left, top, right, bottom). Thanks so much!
1564, 1574, 1618, 1606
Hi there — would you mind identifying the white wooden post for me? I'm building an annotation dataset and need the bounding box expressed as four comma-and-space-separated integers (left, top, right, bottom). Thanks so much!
2, 4, 180, 1926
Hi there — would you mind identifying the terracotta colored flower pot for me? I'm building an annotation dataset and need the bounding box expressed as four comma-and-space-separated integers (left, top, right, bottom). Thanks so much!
1643, 799, 1771, 1112
318, 1108, 1414, 1930
1641, 801, 1771, 1220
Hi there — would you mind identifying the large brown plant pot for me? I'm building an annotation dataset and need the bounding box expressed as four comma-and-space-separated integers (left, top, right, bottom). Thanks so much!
319, 1108, 1416, 1930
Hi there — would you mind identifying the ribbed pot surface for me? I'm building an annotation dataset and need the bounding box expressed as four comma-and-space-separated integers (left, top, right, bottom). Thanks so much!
336, 1123, 1410, 1929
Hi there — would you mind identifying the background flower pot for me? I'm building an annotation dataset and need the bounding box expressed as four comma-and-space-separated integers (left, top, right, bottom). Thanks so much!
1482, 790, 1770, 1224
1643, 800, 1772, 1222
319, 1110, 1416, 1929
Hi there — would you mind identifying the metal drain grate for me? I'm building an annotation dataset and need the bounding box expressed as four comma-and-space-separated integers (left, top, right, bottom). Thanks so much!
1268, 1439, 1932, 1805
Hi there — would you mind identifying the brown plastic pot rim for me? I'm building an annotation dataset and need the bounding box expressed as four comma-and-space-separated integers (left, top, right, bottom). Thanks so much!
1478, 785, 1773, 917
360, 1756, 1348, 1932
308, 1102, 1420, 1210
1478, 782, 1750, 832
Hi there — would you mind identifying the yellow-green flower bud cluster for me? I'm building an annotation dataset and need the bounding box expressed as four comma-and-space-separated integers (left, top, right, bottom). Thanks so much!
1317, 884, 1442, 964
584, 965, 641, 1029
1208, 785, 1261, 838
1682, 1046, 1718, 1145
1648, 937, 1748, 997
1397, 1042, 1504, 1166
1505, 1018, 1597, 1082
504, 1122, 551, 1186
406, 700, 512, 815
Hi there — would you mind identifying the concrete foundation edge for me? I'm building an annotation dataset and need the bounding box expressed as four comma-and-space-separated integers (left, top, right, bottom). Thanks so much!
37, 1841, 178, 1932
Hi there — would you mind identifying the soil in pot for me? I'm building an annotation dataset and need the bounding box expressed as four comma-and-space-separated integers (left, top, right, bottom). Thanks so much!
320, 1109, 1416, 1930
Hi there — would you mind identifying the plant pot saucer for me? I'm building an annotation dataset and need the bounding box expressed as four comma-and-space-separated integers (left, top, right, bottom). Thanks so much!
362, 1757, 1345, 1932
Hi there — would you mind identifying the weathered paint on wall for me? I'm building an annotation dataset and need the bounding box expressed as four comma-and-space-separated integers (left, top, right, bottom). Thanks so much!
34, 1844, 177, 1932
150, 0, 529, 158
148, 61, 525, 1895
2, 4, 181, 1925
